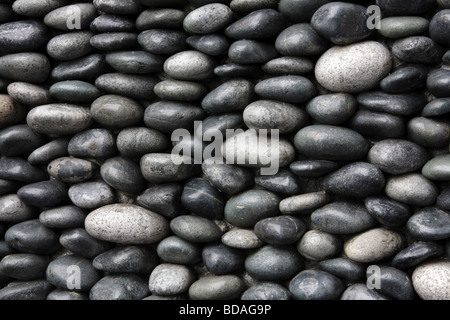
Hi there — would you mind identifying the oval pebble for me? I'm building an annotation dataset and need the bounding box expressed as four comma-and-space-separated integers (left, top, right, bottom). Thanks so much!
221, 228, 263, 249
169, 215, 223, 243
183, 3, 233, 34
39, 205, 86, 229
289, 270, 344, 300
241, 282, 291, 300
46, 31, 94, 61
0, 194, 36, 223
164, 50, 215, 81
422, 155, 450, 181
156, 236, 202, 265
189, 275, 245, 300
47, 157, 96, 183
0, 53, 51, 84
68, 181, 116, 210
297, 230, 342, 261
89, 274, 149, 300
91, 95, 143, 128
385, 173, 439, 207
149, 263, 196, 295
407, 207, 450, 241
412, 261, 450, 300
49, 80, 101, 103
254, 216, 306, 245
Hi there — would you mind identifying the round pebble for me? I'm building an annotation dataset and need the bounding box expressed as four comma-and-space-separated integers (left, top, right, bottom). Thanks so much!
412, 261, 450, 300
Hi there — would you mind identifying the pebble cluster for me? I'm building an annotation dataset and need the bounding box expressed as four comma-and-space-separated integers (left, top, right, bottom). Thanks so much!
0, 0, 449, 301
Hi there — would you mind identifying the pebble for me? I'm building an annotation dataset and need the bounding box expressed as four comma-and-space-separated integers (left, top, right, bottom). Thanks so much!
412, 261, 450, 300
94, 32, 139, 52
186, 34, 230, 56
294, 125, 368, 161
116, 127, 169, 158
311, 2, 372, 45
183, 3, 233, 34
149, 263, 196, 295
376, 0, 436, 15
241, 282, 291, 300
27, 104, 92, 136
350, 110, 406, 139
437, 187, 450, 211
202, 243, 245, 275
297, 230, 342, 261
221, 228, 263, 249
156, 235, 202, 265
279, 191, 330, 215
0, 253, 51, 281
91, 95, 143, 128
46, 289, 88, 301
289, 270, 344, 300
59, 227, 112, 259
105, 51, 164, 74
0, 158, 48, 183
136, 8, 185, 30
275, 23, 328, 57
230, 0, 278, 14
243, 100, 309, 134
47, 157, 96, 183
50, 54, 110, 83
407, 207, 450, 241
140, 153, 200, 184
89, 274, 149, 300
306, 93, 357, 125
68, 181, 116, 209
357, 91, 427, 116
315, 41, 392, 93
318, 258, 366, 282
4, 219, 60, 254
12, 0, 69, 18
0, 194, 36, 223
164, 50, 215, 81
100, 157, 147, 195
154, 80, 207, 102
364, 196, 411, 228
93, 0, 142, 15
0, 53, 51, 84
85, 204, 170, 244
407, 117, 450, 148
254, 76, 316, 104
378, 17, 430, 39
0, 94, 27, 127
340, 283, 389, 300
422, 98, 450, 117
95, 73, 158, 101
224, 189, 280, 228
278, 0, 331, 23
137, 29, 187, 55
392, 242, 444, 269
245, 245, 303, 280
368, 139, 430, 175
312, 201, 377, 235
49, 80, 101, 103
371, 266, 414, 300
90, 14, 135, 32
214, 63, 262, 78
169, 215, 223, 243
0, 20, 50, 54
188, 275, 245, 300
201, 163, 253, 195
136, 183, 185, 218
254, 216, 306, 245
429, 9, 450, 47
262, 56, 314, 75
46, 31, 94, 61
195, 113, 245, 138
0, 279, 54, 300
39, 205, 86, 229
289, 160, 339, 178
228, 40, 279, 64
181, 178, 224, 220
427, 69, 450, 98
380, 65, 428, 94
68, 129, 117, 159
385, 173, 438, 207
254, 169, 301, 195
44, 3, 97, 31
344, 228, 405, 263
17, 179, 68, 208
0, 124, 45, 157
202, 79, 254, 113
225, 9, 285, 40
422, 155, 450, 181
0, 180, 23, 196
392, 37, 444, 64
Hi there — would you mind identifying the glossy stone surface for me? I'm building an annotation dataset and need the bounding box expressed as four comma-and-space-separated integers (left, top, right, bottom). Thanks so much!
289, 270, 344, 300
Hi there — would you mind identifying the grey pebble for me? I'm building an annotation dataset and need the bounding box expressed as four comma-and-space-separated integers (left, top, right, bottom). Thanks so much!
49, 80, 101, 104
91, 95, 144, 128
385, 173, 439, 207
275, 23, 328, 57
318, 258, 366, 282
221, 228, 263, 249
202, 79, 254, 114
50, 54, 111, 83
156, 235, 202, 265
140, 153, 200, 184
340, 283, 389, 300
105, 51, 164, 74
68, 181, 116, 209
392, 36, 444, 64
136, 183, 185, 218
422, 155, 450, 181
47, 157, 97, 183
17, 179, 68, 208
89, 32, 137, 51
254, 75, 316, 104
364, 196, 411, 228
306, 93, 357, 125
241, 282, 291, 300
254, 216, 306, 245
149, 263, 197, 295
0, 158, 48, 183
0, 194, 36, 223
297, 230, 342, 261
0, 20, 50, 54
230, 0, 278, 14
138, 29, 187, 55
289, 270, 344, 300
202, 163, 253, 195
169, 215, 223, 243
95, 73, 159, 101
93, 0, 142, 15
90, 14, 135, 32
68, 128, 117, 159
392, 241, 445, 270
12, 0, 69, 18
228, 39, 279, 64
46, 289, 88, 301
378, 16, 430, 39
136, 8, 186, 30
59, 227, 112, 259
46, 31, 94, 61
186, 34, 230, 56
39, 205, 86, 229
0, 254, 51, 281
407, 117, 450, 148
117, 127, 169, 158
280, 191, 330, 215
0, 53, 50, 84
349, 110, 406, 139
6, 83, 51, 108
44, 3, 97, 31
0, 279, 54, 300
407, 207, 450, 241
164, 50, 215, 81
154, 80, 207, 102
225, 9, 285, 40
0, 124, 46, 157
262, 56, 314, 75
189, 275, 245, 300
100, 157, 147, 195
254, 169, 301, 196
357, 91, 427, 116
412, 261, 450, 300
90, 274, 149, 300
0, 94, 27, 128
371, 266, 415, 300
278, 0, 331, 23
183, 3, 234, 34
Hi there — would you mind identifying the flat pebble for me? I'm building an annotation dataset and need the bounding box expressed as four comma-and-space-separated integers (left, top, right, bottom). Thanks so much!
392, 242, 444, 269
140, 153, 200, 184
105, 51, 164, 74
221, 228, 263, 249
44, 3, 97, 31
357, 91, 427, 116
385, 173, 439, 206
91, 95, 143, 128
136, 8, 185, 30
85, 204, 170, 244
254, 76, 316, 104
116, 127, 169, 158
214, 63, 262, 78
0, 20, 50, 54
47, 157, 96, 183
225, 9, 285, 40
156, 236, 202, 265
46, 31, 94, 61
254, 169, 301, 195
0, 253, 51, 280
39, 205, 86, 229
68, 181, 116, 209
68, 129, 117, 159
315, 41, 392, 93
89, 274, 149, 300
297, 230, 342, 261
188, 275, 245, 300
0, 124, 46, 157
0, 279, 54, 300
364, 196, 411, 228
412, 261, 450, 300
170, 215, 223, 243
378, 17, 430, 39
164, 50, 215, 81
289, 270, 344, 300
46, 289, 88, 301
407, 117, 450, 148
245, 245, 303, 281
318, 258, 365, 282
28, 138, 70, 166
17, 179, 68, 208
90, 14, 135, 32
183, 3, 233, 34
228, 40, 279, 64
0, 53, 51, 84
370, 266, 414, 300
392, 36, 444, 64
59, 227, 112, 259
241, 282, 291, 300
49, 80, 101, 103
149, 263, 196, 295
95, 73, 159, 101
202, 243, 245, 275
407, 207, 450, 241
344, 228, 405, 263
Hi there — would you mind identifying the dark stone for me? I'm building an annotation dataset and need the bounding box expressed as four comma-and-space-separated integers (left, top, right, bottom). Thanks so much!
181, 178, 224, 220
228, 40, 279, 64
39, 205, 86, 229
254, 75, 316, 104
89, 32, 138, 51
323, 162, 386, 198
0, 53, 51, 84
254, 169, 301, 196
154, 79, 208, 101
422, 98, 450, 117
95, 73, 159, 101
0, 124, 46, 157
306, 93, 358, 125
392, 36, 444, 64
138, 29, 187, 55
44, 3, 97, 31
93, 0, 143, 15
350, 110, 406, 139
169, 215, 223, 243
136, 183, 185, 218
392, 241, 444, 269
0, 279, 54, 300
136, 8, 185, 30
156, 235, 202, 265
372, 266, 414, 300
241, 283, 291, 300
385, 173, 439, 207
5, 219, 60, 254
202, 79, 254, 113
427, 69, 450, 98
28, 138, 70, 166
437, 187, 450, 210
380, 65, 428, 94
289, 270, 344, 300
46, 31, 94, 61
429, 9, 450, 47
357, 91, 427, 116
318, 257, 366, 282
17, 179, 68, 208
311, 201, 377, 234
201, 163, 254, 195
275, 23, 328, 57
225, 9, 285, 40
186, 34, 230, 56
196, 113, 245, 138
202, 243, 245, 275
341, 283, 389, 300
262, 57, 314, 75
278, 0, 331, 23
100, 157, 147, 195
289, 160, 339, 178
90, 14, 135, 32
0, 254, 51, 280
407, 117, 450, 148
254, 216, 306, 245
364, 196, 411, 228
68, 180, 116, 210
91, 95, 144, 128
68, 128, 117, 159
93, 245, 159, 274
47, 289, 88, 300
117, 127, 169, 158
0, 158, 47, 183
214, 63, 262, 78
311, 2, 373, 45
0, 179, 23, 195
376, 0, 436, 15
105, 50, 164, 74
50, 54, 111, 83
49, 80, 101, 103
59, 228, 112, 259
0, 20, 50, 54
47, 157, 97, 183
407, 207, 450, 241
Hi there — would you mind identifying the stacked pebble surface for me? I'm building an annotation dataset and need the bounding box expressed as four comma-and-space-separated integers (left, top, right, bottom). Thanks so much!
0, 0, 449, 301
